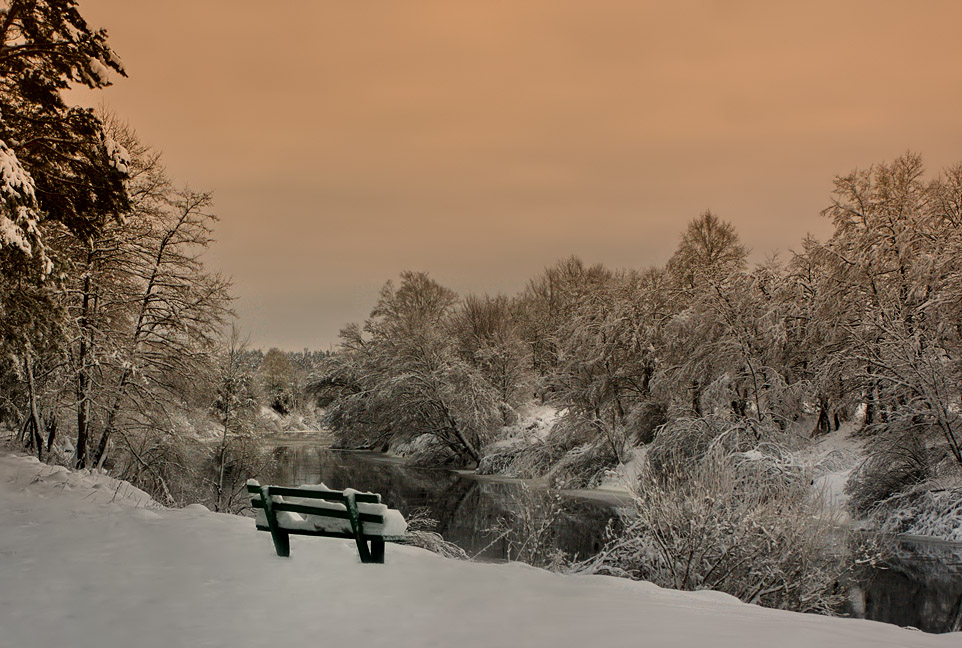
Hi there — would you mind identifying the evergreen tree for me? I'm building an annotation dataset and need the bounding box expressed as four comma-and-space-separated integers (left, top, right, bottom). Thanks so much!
1, 0, 129, 262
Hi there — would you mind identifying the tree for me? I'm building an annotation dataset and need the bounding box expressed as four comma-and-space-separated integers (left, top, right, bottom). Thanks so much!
0, 0, 131, 462
544, 267, 667, 457
44, 118, 232, 468
0, 0, 129, 259
260, 348, 295, 414
517, 256, 614, 389
316, 272, 500, 464
661, 212, 750, 415
449, 293, 533, 423
209, 323, 259, 512
818, 154, 962, 467
89, 188, 231, 468
665, 210, 747, 301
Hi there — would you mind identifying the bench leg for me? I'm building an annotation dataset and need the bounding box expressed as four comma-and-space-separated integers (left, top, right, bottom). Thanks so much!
261, 485, 291, 558
271, 529, 291, 558
371, 540, 385, 564
354, 536, 373, 564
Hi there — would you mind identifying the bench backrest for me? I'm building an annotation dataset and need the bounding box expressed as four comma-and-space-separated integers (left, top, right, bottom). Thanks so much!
247, 480, 406, 539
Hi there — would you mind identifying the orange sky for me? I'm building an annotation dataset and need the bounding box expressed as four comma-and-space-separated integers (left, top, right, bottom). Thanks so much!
72, 0, 962, 349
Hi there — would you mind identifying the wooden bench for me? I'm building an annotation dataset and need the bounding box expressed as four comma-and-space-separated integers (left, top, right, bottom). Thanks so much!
247, 480, 407, 564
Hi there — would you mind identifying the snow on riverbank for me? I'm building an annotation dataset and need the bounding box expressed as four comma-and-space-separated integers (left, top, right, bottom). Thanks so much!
0, 451, 956, 648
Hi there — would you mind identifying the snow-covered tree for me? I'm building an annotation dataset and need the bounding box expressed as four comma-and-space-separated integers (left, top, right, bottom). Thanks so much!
659, 212, 751, 416
449, 293, 533, 423
665, 210, 747, 302
0, 0, 131, 460
517, 256, 615, 387
315, 272, 501, 464
0, 0, 129, 261
817, 154, 962, 467
260, 347, 296, 414
46, 119, 231, 468
209, 323, 259, 512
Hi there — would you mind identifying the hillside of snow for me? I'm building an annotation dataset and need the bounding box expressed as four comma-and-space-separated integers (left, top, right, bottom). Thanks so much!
0, 451, 956, 648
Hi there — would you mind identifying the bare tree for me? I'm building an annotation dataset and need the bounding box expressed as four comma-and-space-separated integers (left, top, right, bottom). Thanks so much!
315, 272, 500, 464
818, 155, 962, 466
209, 322, 259, 512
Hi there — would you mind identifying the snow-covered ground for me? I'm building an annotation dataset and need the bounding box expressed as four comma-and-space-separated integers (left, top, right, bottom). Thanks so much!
806, 425, 864, 520
0, 452, 956, 647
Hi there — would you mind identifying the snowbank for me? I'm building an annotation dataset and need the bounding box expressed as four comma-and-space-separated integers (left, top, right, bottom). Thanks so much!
0, 451, 955, 648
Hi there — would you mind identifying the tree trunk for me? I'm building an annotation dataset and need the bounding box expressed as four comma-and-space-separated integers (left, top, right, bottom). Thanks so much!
75, 264, 93, 469
216, 414, 232, 512
45, 413, 57, 452
90, 365, 133, 468
24, 355, 44, 462
92, 426, 112, 470
811, 395, 832, 438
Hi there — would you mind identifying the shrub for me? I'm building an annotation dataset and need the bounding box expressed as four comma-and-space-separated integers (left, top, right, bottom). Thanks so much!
646, 415, 803, 481
545, 440, 619, 489
846, 427, 932, 516
487, 484, 572, 570
862, 485, 962, 542
404, 508, 471, 560
575, 452, 848, 614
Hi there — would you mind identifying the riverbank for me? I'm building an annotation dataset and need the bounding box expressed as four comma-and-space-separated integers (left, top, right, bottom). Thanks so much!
1, 451, 957, 648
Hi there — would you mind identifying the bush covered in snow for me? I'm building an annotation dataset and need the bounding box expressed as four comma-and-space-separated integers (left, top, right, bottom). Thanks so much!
382, 507, 470, 560
487, 484, 573, 570
391, 433, 463, 467
476, 410, 622, 487
646, 416, 806, 483
863, 485, 962, 543
846, 428, 934, 516
476, 439, 560, 478
545, 440, 619, 489
576, 450, 848, 614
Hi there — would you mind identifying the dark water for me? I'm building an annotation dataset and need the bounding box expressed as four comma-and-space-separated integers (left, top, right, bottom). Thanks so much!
849, 537, 962, 633
261, 443, 617, 562
257, 442, 962, 634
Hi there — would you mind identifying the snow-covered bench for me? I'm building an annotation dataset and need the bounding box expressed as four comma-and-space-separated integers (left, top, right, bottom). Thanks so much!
247, 480, 407, 563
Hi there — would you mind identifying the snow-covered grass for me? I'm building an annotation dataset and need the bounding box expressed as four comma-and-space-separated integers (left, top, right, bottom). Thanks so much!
0, 451, 957, 647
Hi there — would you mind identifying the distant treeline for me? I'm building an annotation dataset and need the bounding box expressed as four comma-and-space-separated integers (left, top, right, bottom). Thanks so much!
236, 348, 332, 415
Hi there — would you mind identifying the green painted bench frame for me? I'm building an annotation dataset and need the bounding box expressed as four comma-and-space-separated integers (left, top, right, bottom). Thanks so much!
248, 483, 406, 564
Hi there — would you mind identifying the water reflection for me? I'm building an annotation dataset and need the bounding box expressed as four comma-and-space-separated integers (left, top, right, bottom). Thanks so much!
850, 537, 962, 633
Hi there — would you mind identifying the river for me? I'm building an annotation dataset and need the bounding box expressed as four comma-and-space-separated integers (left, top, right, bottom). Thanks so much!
253, 439, 962, 634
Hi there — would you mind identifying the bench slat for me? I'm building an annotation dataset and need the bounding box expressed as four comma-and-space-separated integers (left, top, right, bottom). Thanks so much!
247, 483, 381, 504
251, 499, 385, 525
274, 501, 351, 520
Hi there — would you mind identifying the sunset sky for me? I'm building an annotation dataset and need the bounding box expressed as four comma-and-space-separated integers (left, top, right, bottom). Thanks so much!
72, 0, 962, 350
